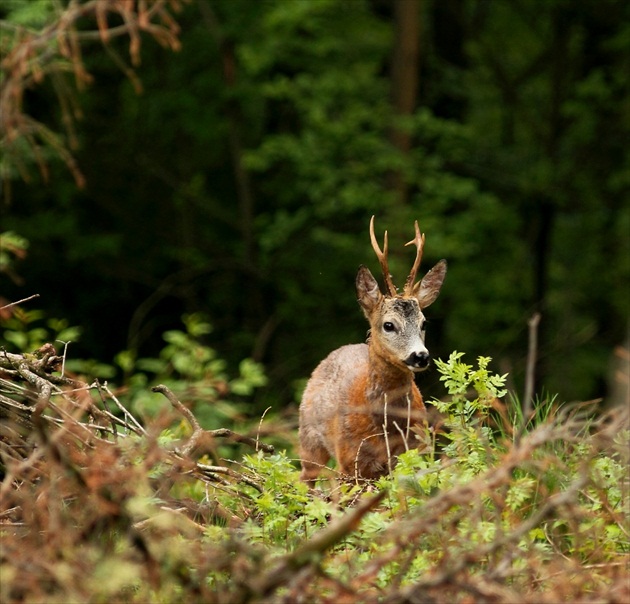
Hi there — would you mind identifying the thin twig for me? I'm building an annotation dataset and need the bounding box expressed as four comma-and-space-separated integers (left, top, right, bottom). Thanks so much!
383, 393, 393, 474
354, 432, 383, 485
194, 462, 263, 492
0, 294, 40, 311
392, 421, 409, 452
405, 394, 411, 441
209, 428, 274, 453
91, 382, 118, 439
97, 381, 147, 436
256, 406, 272, 452
55, 339, 71, 378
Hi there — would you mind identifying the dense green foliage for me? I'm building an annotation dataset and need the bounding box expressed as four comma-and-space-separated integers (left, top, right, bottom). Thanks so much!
1, 1, 629, 409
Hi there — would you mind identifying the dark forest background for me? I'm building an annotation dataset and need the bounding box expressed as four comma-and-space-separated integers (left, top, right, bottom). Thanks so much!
1, 0, 629, 413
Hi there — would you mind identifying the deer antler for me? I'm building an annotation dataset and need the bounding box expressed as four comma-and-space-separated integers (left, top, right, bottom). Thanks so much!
369, 215, 397, 297
403, 220, 425, 296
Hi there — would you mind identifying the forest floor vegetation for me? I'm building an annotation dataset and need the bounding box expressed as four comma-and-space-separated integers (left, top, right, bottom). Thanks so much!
0, 315, 628, 603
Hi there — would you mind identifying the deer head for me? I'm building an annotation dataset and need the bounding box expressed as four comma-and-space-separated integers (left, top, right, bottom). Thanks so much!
356, 216, 447, 372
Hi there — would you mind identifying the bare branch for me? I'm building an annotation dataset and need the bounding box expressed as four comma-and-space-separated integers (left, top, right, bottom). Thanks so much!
0, 294, 40, 311
151, 384, 275, 454
152, 383, 201, 432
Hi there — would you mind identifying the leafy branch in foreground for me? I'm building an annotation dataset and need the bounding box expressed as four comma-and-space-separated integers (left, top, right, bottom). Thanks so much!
433, 351, 508, 418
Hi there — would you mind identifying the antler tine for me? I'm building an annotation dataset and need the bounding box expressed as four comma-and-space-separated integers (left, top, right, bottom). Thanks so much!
369, 215, 397, 296
403, 220, 425, 295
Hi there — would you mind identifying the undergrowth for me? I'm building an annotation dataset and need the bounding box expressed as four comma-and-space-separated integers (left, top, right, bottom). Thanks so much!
1, 315, 628, 603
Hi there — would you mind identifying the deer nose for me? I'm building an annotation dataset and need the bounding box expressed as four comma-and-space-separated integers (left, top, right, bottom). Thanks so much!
405, 351, 430, 370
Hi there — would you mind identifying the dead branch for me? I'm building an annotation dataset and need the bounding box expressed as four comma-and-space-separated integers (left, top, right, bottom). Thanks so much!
151, 384, 274, 454
1, 347, 273, 511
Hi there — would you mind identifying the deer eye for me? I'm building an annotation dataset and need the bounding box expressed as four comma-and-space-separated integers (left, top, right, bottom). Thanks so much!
383, 322, 396, 333
421, 320, 427, 332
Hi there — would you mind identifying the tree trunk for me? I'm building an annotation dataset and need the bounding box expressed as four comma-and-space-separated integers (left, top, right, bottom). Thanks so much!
389, 0, 421, 205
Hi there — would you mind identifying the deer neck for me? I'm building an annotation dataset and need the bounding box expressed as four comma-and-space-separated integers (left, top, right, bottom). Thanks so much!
365, 344, 415, 410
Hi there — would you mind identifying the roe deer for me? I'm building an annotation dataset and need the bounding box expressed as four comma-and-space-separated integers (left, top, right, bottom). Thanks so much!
299, 216, 447, 482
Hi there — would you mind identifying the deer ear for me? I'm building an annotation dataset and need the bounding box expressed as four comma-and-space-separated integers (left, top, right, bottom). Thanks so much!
356, 265, 382, 313
413, 259, 447, 309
